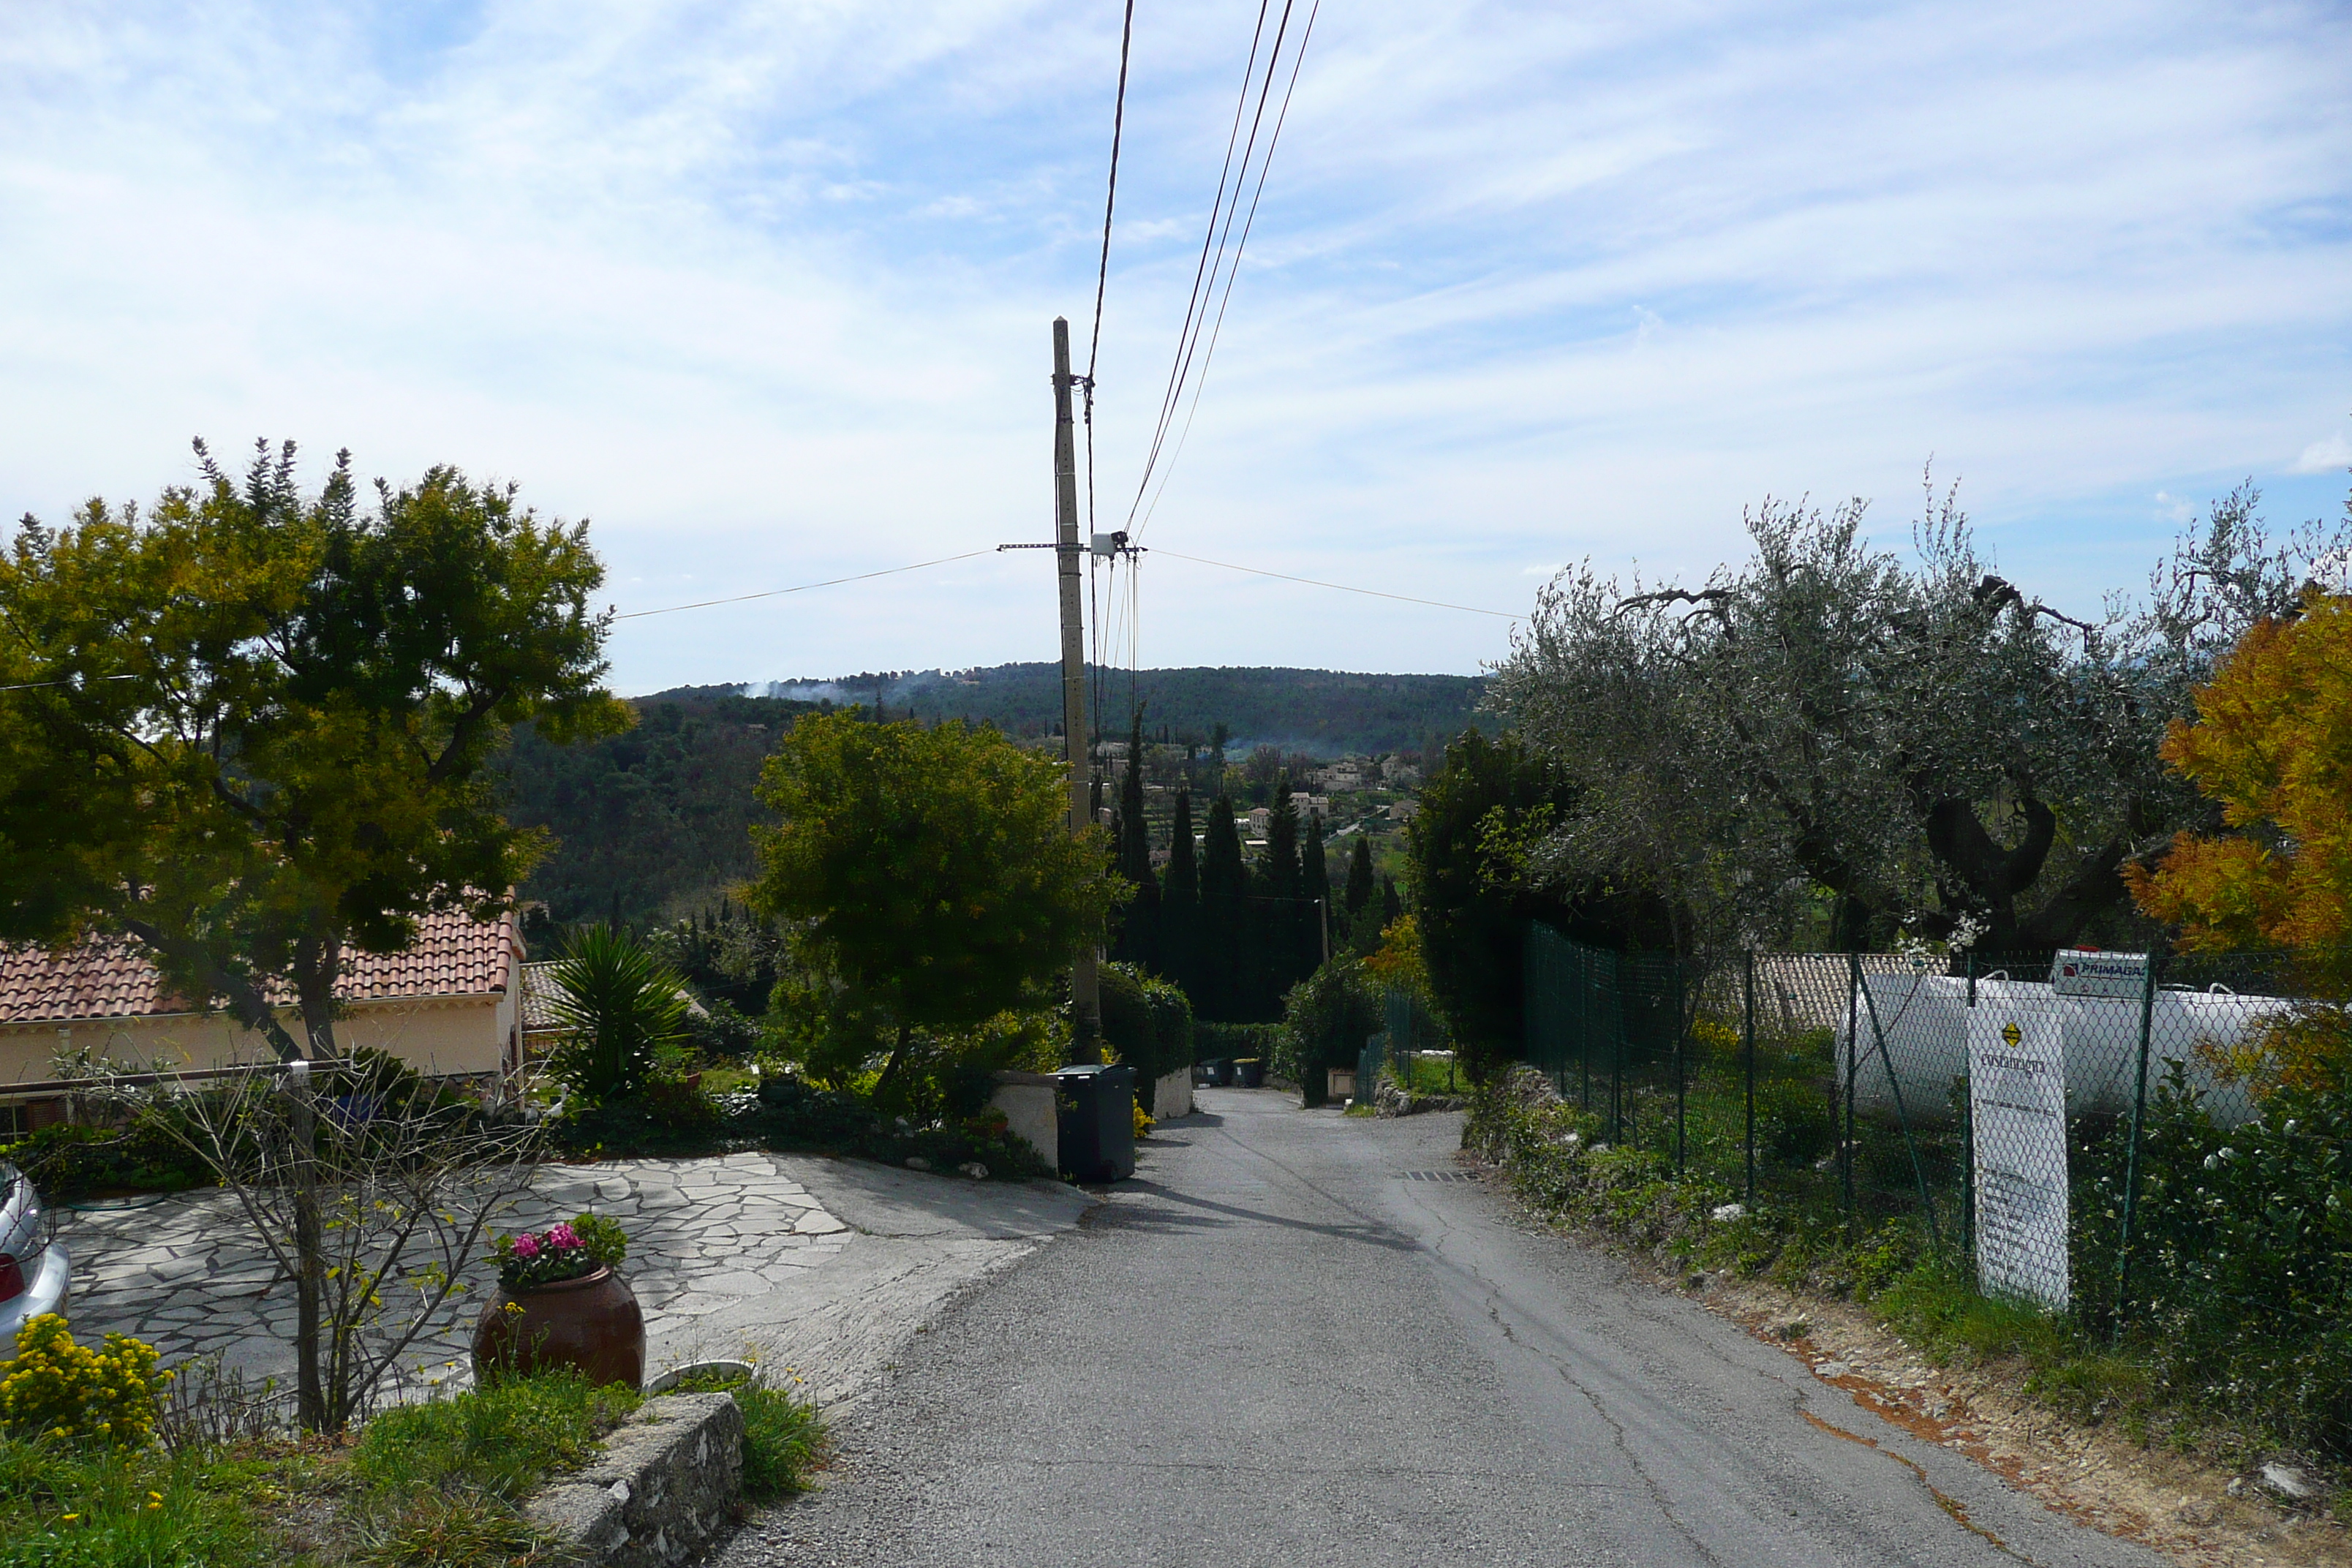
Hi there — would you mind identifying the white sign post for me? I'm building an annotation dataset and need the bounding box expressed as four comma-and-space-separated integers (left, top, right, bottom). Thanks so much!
1969, 986, 2070, 1309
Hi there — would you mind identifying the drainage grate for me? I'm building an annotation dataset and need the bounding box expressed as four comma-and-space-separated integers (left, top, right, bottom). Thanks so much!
1396, 1169, 1480, 1183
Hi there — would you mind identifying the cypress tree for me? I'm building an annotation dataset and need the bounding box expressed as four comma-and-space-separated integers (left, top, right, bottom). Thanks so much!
1344, 834, 1376, 932
1113, 716, 1158, 969
1198, 793, 1250, 1020
1300, 810, 1330, 972
1162, 791, 1199, 993
1258, 776, 1304, 1012
1380, 872, 1403, 927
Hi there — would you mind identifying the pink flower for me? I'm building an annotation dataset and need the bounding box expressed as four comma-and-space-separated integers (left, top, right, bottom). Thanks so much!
510, 1234, 540, 1259
546, 1224, 582, 1251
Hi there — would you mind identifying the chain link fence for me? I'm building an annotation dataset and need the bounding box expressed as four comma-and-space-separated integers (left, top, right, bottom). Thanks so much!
1521, 927, 2344, 1375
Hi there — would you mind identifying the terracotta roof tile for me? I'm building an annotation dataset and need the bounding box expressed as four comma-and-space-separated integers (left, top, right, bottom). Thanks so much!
0, 907, 519, 1025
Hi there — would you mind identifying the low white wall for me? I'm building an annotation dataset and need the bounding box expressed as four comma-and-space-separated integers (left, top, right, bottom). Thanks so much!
990, 1071, 1059, 1170
1152, 1068, 1192, 1120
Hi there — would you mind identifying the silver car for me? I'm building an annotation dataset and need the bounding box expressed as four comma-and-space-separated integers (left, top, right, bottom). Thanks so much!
0, 1162, 69, 1342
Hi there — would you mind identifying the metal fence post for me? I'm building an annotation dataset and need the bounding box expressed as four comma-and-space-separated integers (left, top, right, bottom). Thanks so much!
2114, 941, 2163, 1340
1743, 949, 1757, 1204
1673, 957, 1687, 1177
1962, 949, 1976, 1263
1842, 951, 1859, 1220
1576, 943, 1591, 1112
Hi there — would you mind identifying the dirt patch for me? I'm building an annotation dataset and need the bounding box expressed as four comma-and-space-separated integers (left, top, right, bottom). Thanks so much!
1468, 1158, 2352, 1567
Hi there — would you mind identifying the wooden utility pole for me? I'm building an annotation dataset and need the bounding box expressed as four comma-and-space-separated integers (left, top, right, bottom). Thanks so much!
1051, 317, 1101, 1048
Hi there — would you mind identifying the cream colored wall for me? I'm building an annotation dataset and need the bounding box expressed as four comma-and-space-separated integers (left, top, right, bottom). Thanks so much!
0, 995, 509, 1090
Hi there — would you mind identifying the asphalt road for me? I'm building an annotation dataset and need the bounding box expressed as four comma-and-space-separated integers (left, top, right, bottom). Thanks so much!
719, 1087, 2167, 1568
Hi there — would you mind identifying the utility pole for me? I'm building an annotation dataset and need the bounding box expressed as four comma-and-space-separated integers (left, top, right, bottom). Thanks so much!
1051, 317, 1101, 1051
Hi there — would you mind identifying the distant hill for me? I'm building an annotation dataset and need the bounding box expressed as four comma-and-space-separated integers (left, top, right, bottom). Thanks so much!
506, 667, 1488, 929
745, 663, 1487, 758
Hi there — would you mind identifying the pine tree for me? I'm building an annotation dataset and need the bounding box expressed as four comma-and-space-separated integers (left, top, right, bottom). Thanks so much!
1198, 793, 1251, 1020
1162, 791, 1199, 993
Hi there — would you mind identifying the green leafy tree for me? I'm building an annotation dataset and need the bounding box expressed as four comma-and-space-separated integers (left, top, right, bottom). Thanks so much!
0, 439, 625, 1058
1407, 731, 1578, 1078
1276, 955, 1382, 1107
0, 438, 620, 1434
747, 712, 1117, 1100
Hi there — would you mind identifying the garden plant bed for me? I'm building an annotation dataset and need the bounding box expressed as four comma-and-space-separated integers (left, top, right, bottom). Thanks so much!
0, 1360, 826, 1567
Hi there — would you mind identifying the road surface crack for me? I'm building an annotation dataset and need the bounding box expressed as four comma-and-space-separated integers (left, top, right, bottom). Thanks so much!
1569, 1376, 1729, 1567
1795, 1408, 2047, 1565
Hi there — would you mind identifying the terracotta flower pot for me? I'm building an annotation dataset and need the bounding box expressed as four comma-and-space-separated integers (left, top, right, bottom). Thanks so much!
472, 1265, 646, 1391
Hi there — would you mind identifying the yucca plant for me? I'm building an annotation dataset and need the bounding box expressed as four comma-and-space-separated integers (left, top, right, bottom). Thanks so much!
546, 925, 689, 1103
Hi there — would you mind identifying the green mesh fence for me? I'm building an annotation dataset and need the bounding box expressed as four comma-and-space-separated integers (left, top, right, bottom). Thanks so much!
1522, 928, 2352, 1447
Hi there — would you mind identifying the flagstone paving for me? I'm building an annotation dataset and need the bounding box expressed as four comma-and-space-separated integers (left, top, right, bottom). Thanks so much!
53, 1150, 852, 1401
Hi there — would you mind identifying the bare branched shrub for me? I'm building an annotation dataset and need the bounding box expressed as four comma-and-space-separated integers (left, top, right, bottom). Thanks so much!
102, 1053, 543, 1433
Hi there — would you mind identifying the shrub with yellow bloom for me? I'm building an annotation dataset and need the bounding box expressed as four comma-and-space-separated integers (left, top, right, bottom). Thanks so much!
0, 1313, 174, 1447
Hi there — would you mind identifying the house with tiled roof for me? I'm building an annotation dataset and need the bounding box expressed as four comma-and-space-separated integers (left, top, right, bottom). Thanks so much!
0, 908, 527, 1132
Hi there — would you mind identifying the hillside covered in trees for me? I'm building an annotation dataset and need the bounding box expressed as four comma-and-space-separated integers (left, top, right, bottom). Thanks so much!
752, 663, 1484, 756
502, 668, 1474, 928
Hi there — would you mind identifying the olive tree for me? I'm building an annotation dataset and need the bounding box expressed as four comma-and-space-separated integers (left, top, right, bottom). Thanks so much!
1490, 479, 2346, 956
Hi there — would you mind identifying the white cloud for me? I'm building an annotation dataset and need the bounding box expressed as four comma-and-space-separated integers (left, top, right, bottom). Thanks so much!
2294, 434, 2352, 474
1, 0, 2347, 688
2153, 491, 2198, 524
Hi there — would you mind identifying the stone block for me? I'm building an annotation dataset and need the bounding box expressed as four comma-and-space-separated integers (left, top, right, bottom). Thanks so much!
1152, 1068, 1192, 1120
524, 1392, 746, 1567
990, 1071, 1058, 1169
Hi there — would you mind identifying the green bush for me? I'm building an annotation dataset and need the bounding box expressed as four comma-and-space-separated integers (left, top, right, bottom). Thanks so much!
1100, 964, 1194, 1111
0, 1123, 211, 1202
1275, 958, 1382, 1105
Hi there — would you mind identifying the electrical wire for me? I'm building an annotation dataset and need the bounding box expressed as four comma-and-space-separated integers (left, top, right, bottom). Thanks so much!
612, 550, 996, 619
1135, 0, 1319, 540
0, 673, 138, 693
1127, 0, 1314, 537
1150, 546, 1524, 620
1085, 0, 1138, 388
1130, 1, 1276, 518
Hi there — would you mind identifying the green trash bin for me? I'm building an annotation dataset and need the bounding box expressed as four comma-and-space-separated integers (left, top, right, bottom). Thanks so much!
1052, 1063, 1135, 1182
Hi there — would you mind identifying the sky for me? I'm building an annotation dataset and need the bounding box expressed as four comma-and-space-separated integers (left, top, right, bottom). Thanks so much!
3, 0, 2347, 693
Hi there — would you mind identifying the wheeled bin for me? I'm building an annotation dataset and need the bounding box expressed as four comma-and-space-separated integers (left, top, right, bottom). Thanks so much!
1052, 1063, 1135, 1183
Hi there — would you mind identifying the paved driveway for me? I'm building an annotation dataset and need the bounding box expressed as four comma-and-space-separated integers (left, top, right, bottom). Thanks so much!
53, 1150, 1092, 1411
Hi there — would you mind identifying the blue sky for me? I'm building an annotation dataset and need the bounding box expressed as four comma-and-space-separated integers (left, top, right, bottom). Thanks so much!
4, 0, 2347, 690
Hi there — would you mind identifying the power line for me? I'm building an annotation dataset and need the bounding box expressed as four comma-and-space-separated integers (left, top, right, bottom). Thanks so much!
1081, 0, 1138, 554
1136, 0, 1319, 540
612, 550, 996, 620
1150, 546, 1524, 620
1131, 1, 1277, 519
0, 673, 139, 693
1085, 0, 1138, 386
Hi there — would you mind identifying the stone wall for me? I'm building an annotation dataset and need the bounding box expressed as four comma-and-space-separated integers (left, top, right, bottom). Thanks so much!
524, 1392, 746, 1567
